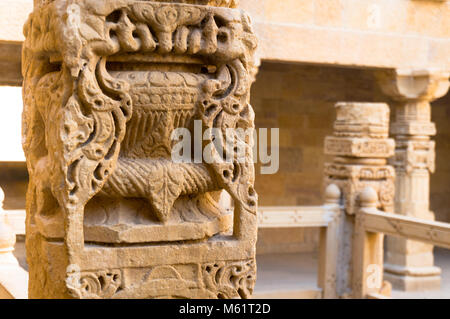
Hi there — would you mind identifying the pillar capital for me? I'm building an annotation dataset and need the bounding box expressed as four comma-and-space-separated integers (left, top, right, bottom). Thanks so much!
376, 69, 449, 140
376, 69, 450, 103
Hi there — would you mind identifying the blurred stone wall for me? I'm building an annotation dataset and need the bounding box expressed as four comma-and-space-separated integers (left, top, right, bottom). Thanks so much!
431, 93, 450, 224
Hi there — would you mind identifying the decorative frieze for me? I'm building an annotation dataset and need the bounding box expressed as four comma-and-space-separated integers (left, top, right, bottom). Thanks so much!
324, 137, 394, 158
392, 140, 435, 174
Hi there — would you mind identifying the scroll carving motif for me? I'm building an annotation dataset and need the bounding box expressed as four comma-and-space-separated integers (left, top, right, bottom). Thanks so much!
67, 269, 122, 299
66, 260, 255, 299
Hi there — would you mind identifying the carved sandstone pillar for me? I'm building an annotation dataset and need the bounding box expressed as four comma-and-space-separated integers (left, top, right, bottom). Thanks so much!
22, 0, 258, 298
324, 102, 395, 297
377, 69, 450, 291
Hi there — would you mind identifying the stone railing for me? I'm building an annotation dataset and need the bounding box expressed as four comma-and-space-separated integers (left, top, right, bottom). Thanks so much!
353, 186, 450, 298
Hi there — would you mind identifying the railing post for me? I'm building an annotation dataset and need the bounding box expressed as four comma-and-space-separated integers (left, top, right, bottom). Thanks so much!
318, 184, 341, 299
323, 102, 395, 298
352, 187, 385, 299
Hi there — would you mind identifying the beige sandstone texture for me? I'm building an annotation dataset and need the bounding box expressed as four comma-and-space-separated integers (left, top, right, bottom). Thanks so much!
240, 0, 450, 70
0, 0, 446, 298
22, 0, 258, 298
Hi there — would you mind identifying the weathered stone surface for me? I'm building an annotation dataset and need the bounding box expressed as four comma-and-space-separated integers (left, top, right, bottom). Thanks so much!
22, 0, 258, 298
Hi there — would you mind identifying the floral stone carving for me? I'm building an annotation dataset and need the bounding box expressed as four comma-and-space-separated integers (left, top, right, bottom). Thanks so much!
22, 0, 258, 298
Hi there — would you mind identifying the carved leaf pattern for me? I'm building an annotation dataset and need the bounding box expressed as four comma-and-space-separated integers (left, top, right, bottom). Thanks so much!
147, 161, 184, 223
67, 269, 122, 299
63, 58, 132, 209
202, 259, 256, 298
199, 62, 258, 216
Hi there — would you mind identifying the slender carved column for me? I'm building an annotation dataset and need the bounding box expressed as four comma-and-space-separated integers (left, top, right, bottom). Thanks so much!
377, 69, 450, 291
324, 102, 395, 297
22, 0, 258, 298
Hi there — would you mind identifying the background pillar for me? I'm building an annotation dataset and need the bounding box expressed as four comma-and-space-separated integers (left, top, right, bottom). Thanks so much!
377, 69, 450, 291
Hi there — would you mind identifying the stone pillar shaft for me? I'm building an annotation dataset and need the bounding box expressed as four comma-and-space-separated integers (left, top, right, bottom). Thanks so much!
377, 69, 450, 291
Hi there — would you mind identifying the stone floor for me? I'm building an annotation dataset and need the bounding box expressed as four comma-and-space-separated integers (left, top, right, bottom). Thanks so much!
253, 251, 322, 298
254, 248, 450, 299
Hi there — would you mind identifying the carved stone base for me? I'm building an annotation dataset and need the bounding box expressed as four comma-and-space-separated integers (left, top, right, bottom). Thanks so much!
27, 230, 257, 299
384, 271, 441, 292
384, 229, 441, 291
